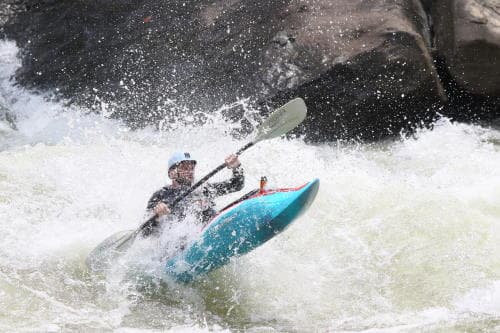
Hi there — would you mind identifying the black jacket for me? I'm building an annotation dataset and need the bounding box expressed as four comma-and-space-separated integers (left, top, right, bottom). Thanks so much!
146, 166, 244, 227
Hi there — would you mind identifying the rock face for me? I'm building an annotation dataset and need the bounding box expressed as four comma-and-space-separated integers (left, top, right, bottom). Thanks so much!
256, 0, 445, 140
0, 1, 19, 27
1, 0, 498, 141
431, 0, 500, 96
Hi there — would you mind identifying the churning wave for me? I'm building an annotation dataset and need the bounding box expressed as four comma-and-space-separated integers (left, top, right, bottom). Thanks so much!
1, 39, 499, 332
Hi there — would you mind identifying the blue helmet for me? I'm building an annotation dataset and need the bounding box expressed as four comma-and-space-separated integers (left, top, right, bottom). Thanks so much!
168, 152, 197, 171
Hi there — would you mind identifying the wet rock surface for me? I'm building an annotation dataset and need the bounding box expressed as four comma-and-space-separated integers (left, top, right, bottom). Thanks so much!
1, 0, 499, 141
258, 0, 445, 140
431, 0, 500, 96
429, 0, 500, 123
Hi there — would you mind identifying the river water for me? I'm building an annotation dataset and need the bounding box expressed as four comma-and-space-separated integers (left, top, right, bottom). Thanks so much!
1, 40, 499, 332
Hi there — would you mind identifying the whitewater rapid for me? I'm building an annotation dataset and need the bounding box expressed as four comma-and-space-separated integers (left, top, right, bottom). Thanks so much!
1, 40, 499, 332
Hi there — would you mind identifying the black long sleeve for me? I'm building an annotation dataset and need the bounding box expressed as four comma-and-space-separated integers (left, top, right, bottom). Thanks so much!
204, 166, 244, 197
146, 187, 180, 210
144, 166, 244, 228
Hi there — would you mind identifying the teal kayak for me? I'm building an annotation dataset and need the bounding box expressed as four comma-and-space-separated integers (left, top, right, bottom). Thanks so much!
165, 179, 320, 282
87, 179, 319, 282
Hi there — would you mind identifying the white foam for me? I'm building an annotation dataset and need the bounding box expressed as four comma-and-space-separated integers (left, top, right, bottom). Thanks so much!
454, 280, 500, 315
1, 39, 500, 332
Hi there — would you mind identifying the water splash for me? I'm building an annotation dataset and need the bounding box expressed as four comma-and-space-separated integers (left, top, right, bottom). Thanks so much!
0, 39, 499, 332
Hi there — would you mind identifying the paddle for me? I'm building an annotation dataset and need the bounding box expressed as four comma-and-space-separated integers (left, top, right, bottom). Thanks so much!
116, 97, 307, 249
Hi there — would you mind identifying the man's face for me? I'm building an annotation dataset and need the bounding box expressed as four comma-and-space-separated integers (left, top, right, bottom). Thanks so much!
172, 161, 196, 185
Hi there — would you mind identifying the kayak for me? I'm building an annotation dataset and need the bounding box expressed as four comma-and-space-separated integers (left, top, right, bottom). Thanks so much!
165, 178, 320, 282
87, 179, 319, 282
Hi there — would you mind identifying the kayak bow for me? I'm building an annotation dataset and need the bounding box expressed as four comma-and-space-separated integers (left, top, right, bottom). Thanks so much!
165, 178, 320, 282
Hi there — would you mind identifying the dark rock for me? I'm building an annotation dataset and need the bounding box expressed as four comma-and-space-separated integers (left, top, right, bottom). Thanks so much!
431, 0, 500, 96
3, 0, 447, 141
432, 53, 500, 123
0, 1, 23, 37
257, 0, 446, 140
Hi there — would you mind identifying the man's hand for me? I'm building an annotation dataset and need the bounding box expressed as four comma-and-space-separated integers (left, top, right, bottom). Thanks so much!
153, 202, 171, 217
225, 154, 241, 169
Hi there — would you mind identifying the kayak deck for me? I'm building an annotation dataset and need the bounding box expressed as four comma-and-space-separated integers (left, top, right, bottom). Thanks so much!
164, 179, 320, 282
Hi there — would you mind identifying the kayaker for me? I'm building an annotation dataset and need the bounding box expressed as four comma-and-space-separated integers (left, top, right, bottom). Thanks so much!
144, 151, 244, 234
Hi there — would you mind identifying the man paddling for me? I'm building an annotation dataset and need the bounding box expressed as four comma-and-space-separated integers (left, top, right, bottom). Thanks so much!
144, 151, 244, 235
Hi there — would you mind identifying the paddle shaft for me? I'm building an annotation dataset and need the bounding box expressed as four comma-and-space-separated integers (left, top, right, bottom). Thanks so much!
115, 98, 306, 246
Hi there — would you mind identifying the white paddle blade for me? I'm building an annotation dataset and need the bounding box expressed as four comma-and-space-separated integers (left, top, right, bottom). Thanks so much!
255, 97, 307, 142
